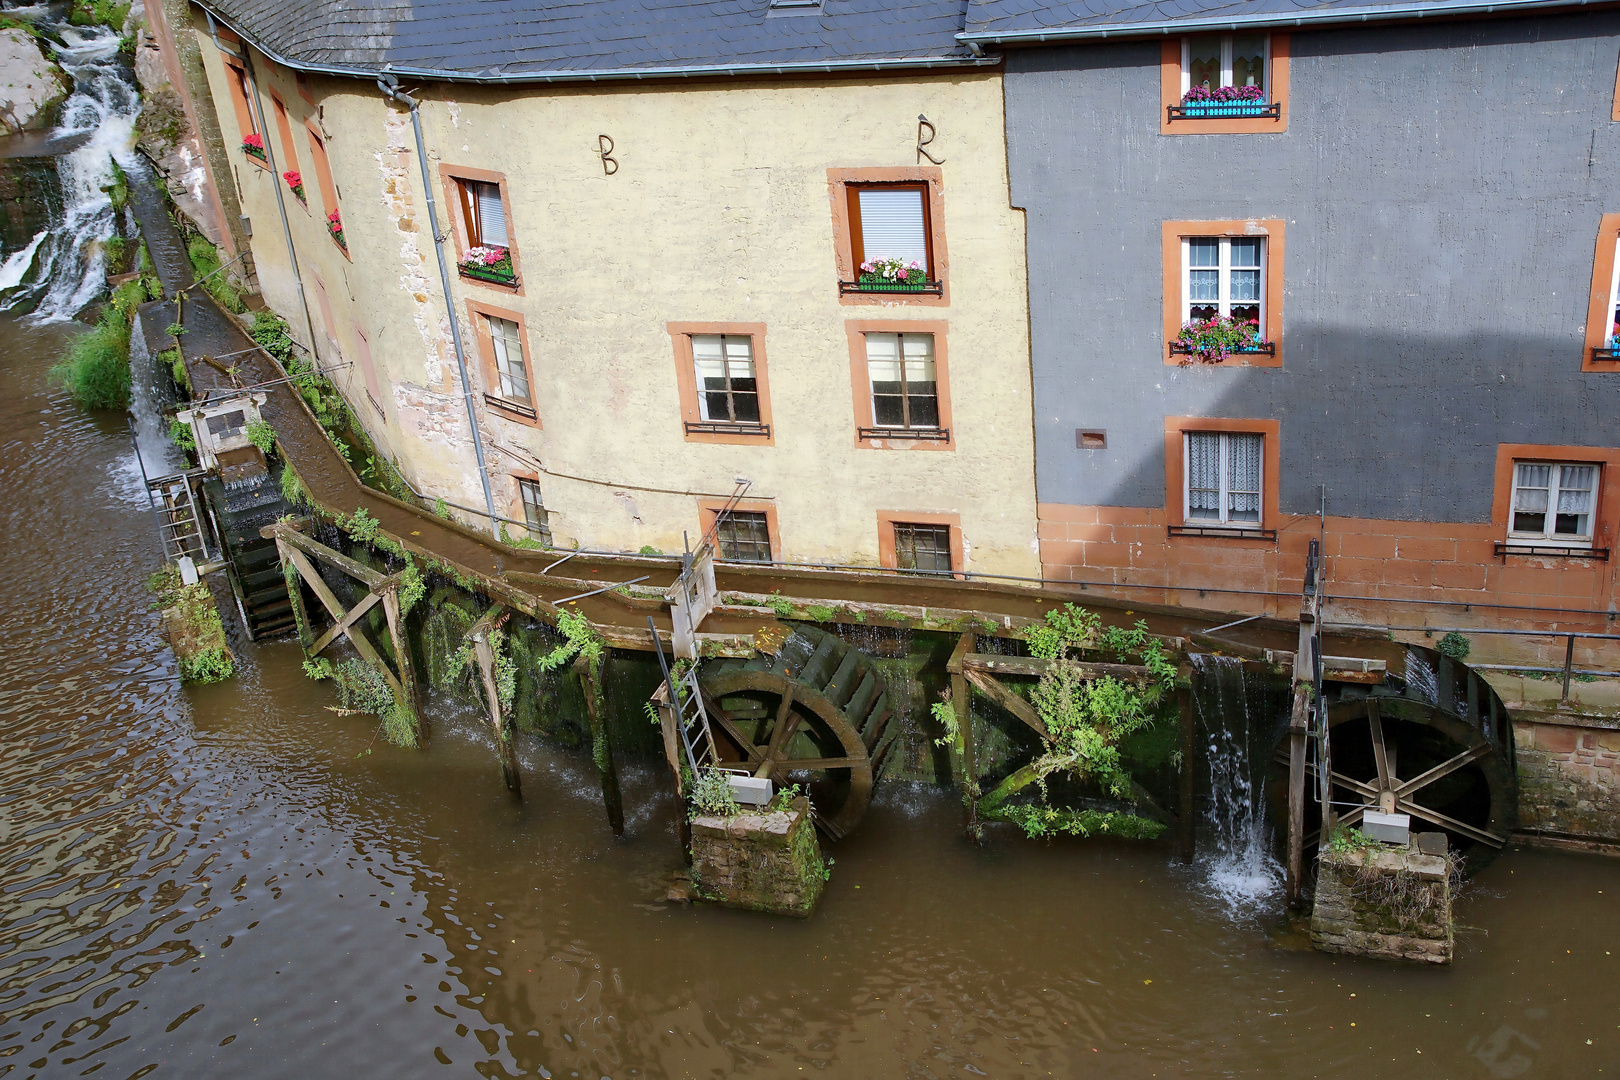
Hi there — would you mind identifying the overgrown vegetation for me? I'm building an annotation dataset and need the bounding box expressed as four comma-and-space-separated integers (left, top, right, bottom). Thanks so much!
251, 310, 296, 363
307, 656, 419, 749
49, 277, 150, 409
186, 234, 245, 313
69, 0, 131, 29
1437, 632, 1471, 661
1327, 823, 1379, 856
148, 566, 234, 683
535, 608, 605, 672
246, 417, 275, 455
965, 603, 1178, 842
689, 766, 741, 820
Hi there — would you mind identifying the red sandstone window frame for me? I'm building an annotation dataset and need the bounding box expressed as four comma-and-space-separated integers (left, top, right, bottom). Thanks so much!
304, 121, 347, 259
268, 91, 305, 212
295, 70, 315, 106
1581, 213, 1620, 370
699, 498, 781, 564
465, 298, 542, 428
1162, 220, 1285, 367
221, 56, 267, 171
827, 167, 949, 307
1491, 443, 1620, 556
1159, 34, 1289, 135
352, 323, 384, 419
1163, 417, 1281, 539
844, 319, 954, 450
876, 510, 964, 577
667, 322, 774, 446
439, 164, 525, 296
509, 472, 553, 545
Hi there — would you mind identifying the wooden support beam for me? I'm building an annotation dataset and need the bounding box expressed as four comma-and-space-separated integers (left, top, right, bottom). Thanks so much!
384, 584, 419, 717
271, 522, 385, 587
950, 631, 977, 835
1285, 682, 1309, 907
307, 588, 384, 656
276, 537, 315, 652
961, 654, 1153, 681
471, 610, 521, 796
282, 546, 401, 698
577, 654, 624, 836
963, 666, 1049, 741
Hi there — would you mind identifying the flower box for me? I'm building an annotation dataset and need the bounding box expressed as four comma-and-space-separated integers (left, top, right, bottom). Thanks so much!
326, 209, 347, 252
458, 246, 516, 286
1172, 315, 1274, 364
241, 133, 266, 162
282, 169, 305, 205
1177, 100, 1274, 118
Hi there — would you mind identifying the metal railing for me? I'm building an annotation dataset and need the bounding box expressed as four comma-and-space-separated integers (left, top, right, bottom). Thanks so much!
1166, 101, 1281, 121
838, 279, 944, 296
857, 425, 950, 442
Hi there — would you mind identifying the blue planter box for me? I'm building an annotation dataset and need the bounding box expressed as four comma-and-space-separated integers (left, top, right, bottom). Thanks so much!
1179, 100, 1271, 117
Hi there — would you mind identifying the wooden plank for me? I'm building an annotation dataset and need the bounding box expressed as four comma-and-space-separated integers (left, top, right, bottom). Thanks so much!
473, 631, 520, 794
755, 689, 797, 780
576, 655, 624, 836
770, 757, 864, 771
271, 522, 385, 587
946, 629, 977, 674
950, 631, 977, 834
963, 666, 1049, 741
1285, 683, 1308, 907
276, 537, 315, 652
384, 585, 420, 717
284, 546, 401, 698
308, 589, 383, 656
961, 654, 1153, 681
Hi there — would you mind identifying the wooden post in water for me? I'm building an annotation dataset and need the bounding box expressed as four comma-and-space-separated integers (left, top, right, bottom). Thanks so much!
1285, 683, 1309, 905
1177, 664, 1196, 863
946, 631, 977, 836
578, 653, 625, 836
468, 604, 521, 795
277, 537, 315, 652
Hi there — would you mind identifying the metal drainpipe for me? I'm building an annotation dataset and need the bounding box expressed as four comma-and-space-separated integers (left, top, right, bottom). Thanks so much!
377, 75, 500, 538
204, 14, 320, 359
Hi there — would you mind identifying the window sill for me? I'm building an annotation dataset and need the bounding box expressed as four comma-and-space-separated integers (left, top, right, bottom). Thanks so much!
1167, 102, 1281, 122
459, 265, 519, 289
484, 393, 537, 421
1169, 523, 1276, 541
1169, 341, 1276, 359
840, 280, 943, 297
858, 426, 950, 442
685, 420, 770, 438
1591, 346, 1620, 363
243, 149, 269, 169
1495, 541, 1608, 561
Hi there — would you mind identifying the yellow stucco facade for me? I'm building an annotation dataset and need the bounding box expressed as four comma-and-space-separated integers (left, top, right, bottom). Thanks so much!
194, 27, 1039, 577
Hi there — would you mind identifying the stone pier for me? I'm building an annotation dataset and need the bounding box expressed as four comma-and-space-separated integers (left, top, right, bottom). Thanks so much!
1310, 843, 1454, 965
690, 797, 826, 918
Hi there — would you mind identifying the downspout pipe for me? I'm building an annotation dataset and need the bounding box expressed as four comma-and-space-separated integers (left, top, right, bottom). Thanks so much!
204, 13, 320, 361
377, 74, 500, 539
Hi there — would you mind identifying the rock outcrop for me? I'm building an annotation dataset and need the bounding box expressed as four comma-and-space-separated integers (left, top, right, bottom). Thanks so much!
0, 28, 69, 134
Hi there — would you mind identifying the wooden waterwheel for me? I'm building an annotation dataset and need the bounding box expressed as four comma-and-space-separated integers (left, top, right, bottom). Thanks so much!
700, 625, 899, 840
1268, 645, 1516, 858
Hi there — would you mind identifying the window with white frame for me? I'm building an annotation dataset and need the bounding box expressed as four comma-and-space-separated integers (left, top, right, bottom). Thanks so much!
486, 315, 531, 406
1184, 236, 1263, 326
1183, 34, 1268, 95
517, 477, 552, 545
692, 334, 760, 425
1185, 431, 1263, 527
1509, 462, 1598, 545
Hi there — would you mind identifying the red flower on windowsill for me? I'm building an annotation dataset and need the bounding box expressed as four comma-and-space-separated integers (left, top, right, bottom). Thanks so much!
326, 208, 346, 250
241, 132, 266, 160
282, 169, 305, 203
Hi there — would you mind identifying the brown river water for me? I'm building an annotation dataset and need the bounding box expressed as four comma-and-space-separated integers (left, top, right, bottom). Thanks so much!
0, 21, 1617, 1069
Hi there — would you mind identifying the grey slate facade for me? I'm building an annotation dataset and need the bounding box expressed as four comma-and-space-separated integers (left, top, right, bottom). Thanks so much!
999, 11, 1620, 525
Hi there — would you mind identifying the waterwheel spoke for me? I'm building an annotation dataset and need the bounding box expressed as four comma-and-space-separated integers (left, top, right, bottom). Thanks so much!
1395, 743, 1491, 799
774, 757, 863, 772
756, 690, 799, 780
1330, 771, 1380, 800
1397, 797, 1507, 848
1367, 700, 1392, 790
708, 712, 766, 765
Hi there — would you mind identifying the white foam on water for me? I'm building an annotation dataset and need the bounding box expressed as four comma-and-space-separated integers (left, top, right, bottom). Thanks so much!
0, 231, 48, 297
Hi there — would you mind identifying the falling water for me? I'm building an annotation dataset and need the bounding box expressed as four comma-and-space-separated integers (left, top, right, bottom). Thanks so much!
0, 10, 141, 319
1189, 653, 1284, 912
104, 309, 184, 504
1404, 646, 1440, 706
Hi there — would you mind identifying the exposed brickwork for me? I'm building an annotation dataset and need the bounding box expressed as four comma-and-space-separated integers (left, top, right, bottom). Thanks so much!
690, 799, 826, 918
1513, 720, 1620, 841
1310, 846, 1454, 965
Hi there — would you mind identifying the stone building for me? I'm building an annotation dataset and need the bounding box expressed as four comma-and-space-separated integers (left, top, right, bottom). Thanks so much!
963, 0, 1620, 656
158, 0, 1039, 577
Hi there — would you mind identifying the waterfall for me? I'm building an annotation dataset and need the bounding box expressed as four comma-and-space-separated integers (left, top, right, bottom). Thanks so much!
2, 13, 142, 320
1189, 654, 1284, 912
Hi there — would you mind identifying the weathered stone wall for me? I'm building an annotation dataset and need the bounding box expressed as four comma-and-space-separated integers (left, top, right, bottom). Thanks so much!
690, 798, 825, 918
1513, 717, 1620, 843
1310, 846, 1454, 965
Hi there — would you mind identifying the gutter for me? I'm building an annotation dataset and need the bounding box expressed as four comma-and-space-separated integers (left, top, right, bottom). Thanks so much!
957, 0, 1603, 44
193, 0, 997, 84
376, 75, 501, 540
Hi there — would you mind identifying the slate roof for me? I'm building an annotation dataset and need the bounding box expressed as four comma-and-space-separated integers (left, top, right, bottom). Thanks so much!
198, 0, 987, 81
961, 0, 1593, 41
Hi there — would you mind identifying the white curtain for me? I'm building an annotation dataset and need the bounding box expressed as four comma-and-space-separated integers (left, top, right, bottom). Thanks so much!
1187, 432, 1221, 518
474, 181, 507, 247
1227, 433, 1262, 522
858, 188, 927, 267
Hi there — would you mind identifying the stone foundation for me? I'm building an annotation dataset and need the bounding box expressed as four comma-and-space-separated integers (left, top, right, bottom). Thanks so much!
690, 797, 826, 918
1310, 845, 1454, 964
1512, 715, 1620, 843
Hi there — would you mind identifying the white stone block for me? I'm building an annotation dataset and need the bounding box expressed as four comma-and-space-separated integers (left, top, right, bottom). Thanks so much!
726, 774, 773, 806
1362, 810, 1411, 845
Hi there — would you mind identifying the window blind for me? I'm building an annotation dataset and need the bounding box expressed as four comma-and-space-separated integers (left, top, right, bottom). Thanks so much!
857, 188, 927, 268
474, 181, 507, 247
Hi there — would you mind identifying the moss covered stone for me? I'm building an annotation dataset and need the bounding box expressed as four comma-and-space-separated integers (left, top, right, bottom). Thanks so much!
690, 797, 826, 918
1310, 844, 1454, 965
